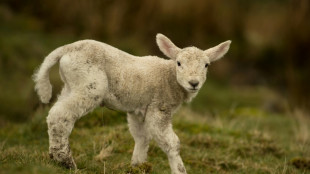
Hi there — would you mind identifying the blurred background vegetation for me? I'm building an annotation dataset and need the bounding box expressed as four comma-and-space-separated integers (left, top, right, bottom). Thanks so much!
0, 0, 309, 121
1, 1, 310, 173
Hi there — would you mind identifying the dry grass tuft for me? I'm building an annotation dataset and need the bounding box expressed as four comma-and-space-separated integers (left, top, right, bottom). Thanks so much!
95, 145, 113, 161
292, 109, 310, 146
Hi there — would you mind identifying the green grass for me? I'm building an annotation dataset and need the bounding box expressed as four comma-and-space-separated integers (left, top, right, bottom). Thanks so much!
0, 9, 309, 174
1, 95, 309, 174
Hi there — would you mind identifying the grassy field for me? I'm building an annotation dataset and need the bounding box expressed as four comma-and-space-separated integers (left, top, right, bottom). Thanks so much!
1, 82, 310, 174
0, 10, 310, 174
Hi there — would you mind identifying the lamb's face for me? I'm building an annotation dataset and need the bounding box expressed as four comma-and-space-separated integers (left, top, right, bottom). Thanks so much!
175, 47, 209, 93
156, 33, 231, 93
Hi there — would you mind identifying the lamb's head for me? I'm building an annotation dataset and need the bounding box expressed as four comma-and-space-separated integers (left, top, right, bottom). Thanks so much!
156, 33, 231, 93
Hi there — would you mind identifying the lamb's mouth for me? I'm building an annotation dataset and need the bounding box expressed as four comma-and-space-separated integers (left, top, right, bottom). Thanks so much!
188, 88, 199, 93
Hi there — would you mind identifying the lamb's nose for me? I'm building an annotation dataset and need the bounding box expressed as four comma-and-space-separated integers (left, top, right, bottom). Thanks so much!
189, 80, 199, 88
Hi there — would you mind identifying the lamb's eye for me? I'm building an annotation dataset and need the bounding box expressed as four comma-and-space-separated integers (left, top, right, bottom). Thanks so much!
177, 61, 181, 66
205, 63, 209, 68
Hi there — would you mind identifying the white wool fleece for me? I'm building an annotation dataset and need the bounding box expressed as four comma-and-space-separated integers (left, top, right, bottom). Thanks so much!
33, 33, 231, 174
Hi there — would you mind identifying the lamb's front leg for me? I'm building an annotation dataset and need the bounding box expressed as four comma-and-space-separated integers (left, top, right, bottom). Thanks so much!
127, 113, 151, 165
146, 109, 187, 174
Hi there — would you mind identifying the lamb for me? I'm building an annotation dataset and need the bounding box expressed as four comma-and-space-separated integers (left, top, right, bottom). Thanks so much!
33, 34, 231, 174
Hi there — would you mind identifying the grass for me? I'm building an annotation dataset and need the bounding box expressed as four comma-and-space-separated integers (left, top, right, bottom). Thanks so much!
0, 8, 309, 174
1, 86, 310, 174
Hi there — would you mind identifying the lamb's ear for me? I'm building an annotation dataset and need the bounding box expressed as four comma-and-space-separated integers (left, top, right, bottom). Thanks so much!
156, 33, 181, 59
205, 40, 231, 62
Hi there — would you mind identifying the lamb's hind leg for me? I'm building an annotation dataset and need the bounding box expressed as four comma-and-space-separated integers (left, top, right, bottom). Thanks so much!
47, 91, 103, 168
127, 113, 151, 165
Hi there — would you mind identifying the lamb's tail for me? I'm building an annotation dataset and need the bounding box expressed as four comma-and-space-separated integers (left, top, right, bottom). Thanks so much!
33, 46, 65, 103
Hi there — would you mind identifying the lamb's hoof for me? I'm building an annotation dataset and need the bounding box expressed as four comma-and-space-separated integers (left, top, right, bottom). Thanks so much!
60, 157, 77, 169
49, 153, 77, 169
49, 153, 54, 159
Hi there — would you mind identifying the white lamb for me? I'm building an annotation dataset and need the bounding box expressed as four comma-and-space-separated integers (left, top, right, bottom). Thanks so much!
33, 34, 231, 174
